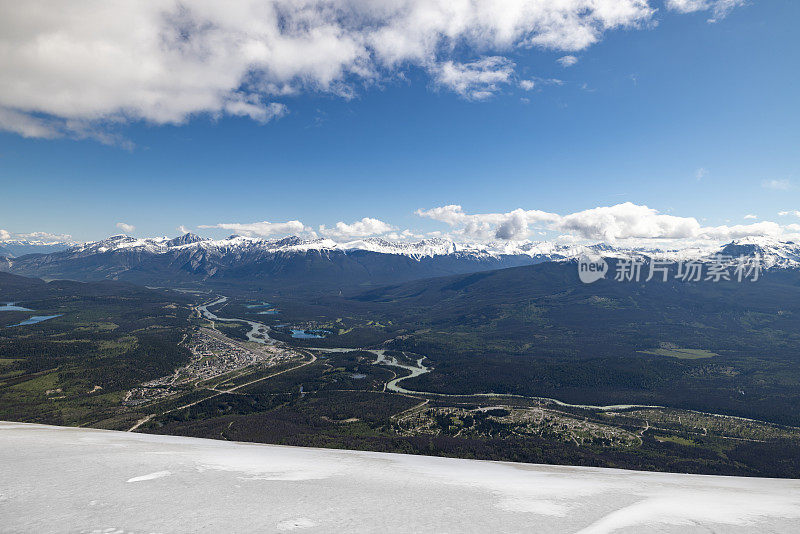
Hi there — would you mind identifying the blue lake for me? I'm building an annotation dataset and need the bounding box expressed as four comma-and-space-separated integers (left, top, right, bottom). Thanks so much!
0, 302, 33, 312
7, 315, 62, 327
291, 329, 327, 339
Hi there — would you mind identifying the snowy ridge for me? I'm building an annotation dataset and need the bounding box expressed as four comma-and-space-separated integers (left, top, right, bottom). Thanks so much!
0, 238, 77, 258
61, 233, 800, 267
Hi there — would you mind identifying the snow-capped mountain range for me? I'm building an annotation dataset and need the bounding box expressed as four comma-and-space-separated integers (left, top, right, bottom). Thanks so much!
58, 233, 800, 264
2, 233, 798, 293
0, 238, 76, 258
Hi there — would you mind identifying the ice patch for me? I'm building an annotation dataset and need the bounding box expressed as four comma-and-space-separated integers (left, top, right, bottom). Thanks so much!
126, 470, 171, 483
576, 491, 800, 533
192, 445, 349, 481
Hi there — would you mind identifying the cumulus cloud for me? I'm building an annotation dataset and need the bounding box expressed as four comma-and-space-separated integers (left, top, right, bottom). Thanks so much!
177, 225, 190, 234
743, 214, 757, 220
417, 202, 794, 244
5, 0, 745, 142
115, 222, 135, 233
416, 205, 558, 241
198, 220, 309, 238
779, 210, 800, 218
0, 229, 10, 241
494, 209, 531, 241
319, 217, 395, 239
557, 55, 579, 67
557, 203, 702, 241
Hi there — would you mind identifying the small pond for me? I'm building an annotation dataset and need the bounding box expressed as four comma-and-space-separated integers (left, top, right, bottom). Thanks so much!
0, 302, 33, 312
7, 315, 62, 327
290, 329, 329, 339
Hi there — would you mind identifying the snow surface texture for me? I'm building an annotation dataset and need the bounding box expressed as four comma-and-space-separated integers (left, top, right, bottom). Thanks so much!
1, 422, 799, 533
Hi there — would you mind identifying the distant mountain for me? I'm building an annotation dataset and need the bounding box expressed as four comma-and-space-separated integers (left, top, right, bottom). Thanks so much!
1, 233, 798, 293
0, 233, 567, 292
719, 237, 800, 268
0, 239, 75, 258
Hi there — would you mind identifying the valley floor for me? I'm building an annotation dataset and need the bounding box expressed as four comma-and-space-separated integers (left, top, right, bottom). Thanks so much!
4, 287, 800, 480
128, 297, 800, 479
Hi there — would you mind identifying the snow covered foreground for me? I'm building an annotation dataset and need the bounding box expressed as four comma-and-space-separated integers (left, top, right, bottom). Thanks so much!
1, 422, 799, 533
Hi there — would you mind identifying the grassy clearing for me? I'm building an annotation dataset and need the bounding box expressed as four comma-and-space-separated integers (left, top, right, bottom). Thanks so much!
654, 435, 697, 446
10, 371, 59, 393
75, 322, 119, 332
639, 348, 717, 359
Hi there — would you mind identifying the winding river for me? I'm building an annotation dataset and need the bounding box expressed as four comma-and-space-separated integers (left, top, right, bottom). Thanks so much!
197, 297, 273, 344
199, 296, 663, 411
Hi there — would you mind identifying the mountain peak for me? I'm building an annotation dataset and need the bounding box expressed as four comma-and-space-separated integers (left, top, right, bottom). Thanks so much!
167, 233, 205, 247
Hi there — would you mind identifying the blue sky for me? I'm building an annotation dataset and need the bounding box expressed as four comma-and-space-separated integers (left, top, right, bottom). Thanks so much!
0, 0, 798, 244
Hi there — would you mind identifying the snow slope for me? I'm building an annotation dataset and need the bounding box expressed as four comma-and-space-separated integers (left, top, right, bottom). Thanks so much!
1, 422, 799, 533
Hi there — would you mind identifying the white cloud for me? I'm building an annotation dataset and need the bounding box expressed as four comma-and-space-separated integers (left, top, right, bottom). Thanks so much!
665, 0, 745, 22
319, 217, 395, 239
494, 209, 530, 240
384, 229, 422, 240
518, 77, 564, 92
416, 204, 558, 241
557, 203, 701, 241
0, 108, 60, 139
199, 220, 309, 238
762, 179, 793, 191
177, 225, 190, 234
5, 0, 746, 141
17, 231, 73, 242
779, 210, 800, 218
743, 214, 757, 220
557, 55, 578, 67
698, 221, 783, 241
695, 167, 708, 180
432, 57, 515, 100
115, 222, 135, 233
417, 202, 792, 244
0, 230, 74, 242
223, 98, 288, 124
